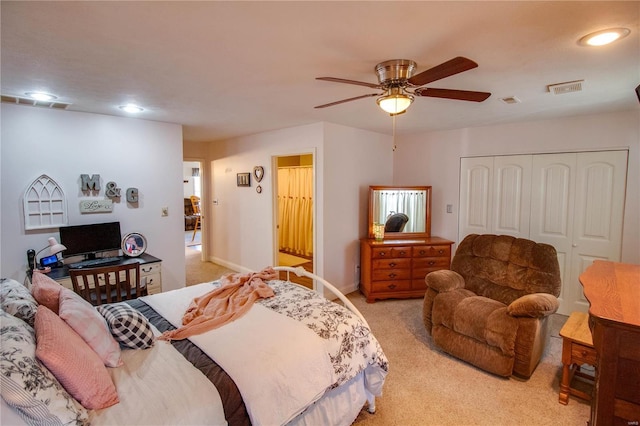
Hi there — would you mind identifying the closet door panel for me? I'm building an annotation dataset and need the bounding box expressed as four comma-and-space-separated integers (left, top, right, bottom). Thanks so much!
493, 155, 531, 238
567, 150, 628, 312
459, 157, 493, 241
530, 153, 576, 314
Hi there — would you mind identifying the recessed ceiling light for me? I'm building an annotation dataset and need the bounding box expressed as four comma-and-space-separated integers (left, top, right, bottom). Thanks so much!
579, 28, 630, 46
119, 104, 144, 113
25, 91, 58, 101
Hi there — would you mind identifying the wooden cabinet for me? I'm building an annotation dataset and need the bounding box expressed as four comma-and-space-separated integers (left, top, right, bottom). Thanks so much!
360, 237, 453, 303
580, 261, 640, 426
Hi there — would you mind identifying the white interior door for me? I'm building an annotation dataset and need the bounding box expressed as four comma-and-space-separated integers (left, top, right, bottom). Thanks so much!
492, 155, 532, 238
565, 150, 628, 313
530, 153, 576, 313
459, 157, 493, 240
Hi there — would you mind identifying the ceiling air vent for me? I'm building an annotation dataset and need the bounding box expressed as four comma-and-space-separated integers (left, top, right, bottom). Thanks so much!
1, 95, 71, 110
547, 80, 584, 95
500, 96, 521, 105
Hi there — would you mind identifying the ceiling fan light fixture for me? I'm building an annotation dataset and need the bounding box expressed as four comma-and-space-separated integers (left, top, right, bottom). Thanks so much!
377, 89, 414, 114
580, 28, 630, 46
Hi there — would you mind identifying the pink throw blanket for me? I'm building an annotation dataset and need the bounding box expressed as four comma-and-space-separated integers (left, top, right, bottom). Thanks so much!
159, 267, 277, 341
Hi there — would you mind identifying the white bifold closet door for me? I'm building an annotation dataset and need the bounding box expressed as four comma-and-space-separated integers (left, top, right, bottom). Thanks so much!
459, 150, 628, 315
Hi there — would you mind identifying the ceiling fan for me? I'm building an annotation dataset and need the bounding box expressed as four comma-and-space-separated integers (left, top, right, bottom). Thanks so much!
314, 56, 491, 115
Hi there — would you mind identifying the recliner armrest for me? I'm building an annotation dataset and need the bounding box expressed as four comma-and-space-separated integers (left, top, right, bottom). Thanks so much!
507, 293, 559, 318
425, 270, 465, 293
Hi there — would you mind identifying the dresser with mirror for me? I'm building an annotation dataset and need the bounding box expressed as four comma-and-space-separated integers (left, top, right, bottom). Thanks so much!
360, 185, 453, 303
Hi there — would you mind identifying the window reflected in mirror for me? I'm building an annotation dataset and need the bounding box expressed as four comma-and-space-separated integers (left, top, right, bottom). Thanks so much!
369, 186, 431, 239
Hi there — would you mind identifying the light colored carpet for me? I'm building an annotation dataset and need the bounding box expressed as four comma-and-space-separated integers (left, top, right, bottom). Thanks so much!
185, 247, 235, 286
348, 293, 591, 425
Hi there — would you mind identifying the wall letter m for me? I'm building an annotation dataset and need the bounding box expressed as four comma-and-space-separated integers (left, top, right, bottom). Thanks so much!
81, 174, 101, 191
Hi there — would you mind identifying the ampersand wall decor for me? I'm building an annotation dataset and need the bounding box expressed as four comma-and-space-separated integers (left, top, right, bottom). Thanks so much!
105, 181, 121, 199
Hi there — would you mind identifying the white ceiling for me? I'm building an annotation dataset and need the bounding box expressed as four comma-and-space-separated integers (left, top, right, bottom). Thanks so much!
2, 1, 639, 143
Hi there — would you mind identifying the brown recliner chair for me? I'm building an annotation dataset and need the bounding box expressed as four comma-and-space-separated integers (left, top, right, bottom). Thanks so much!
422, 234, 561, 378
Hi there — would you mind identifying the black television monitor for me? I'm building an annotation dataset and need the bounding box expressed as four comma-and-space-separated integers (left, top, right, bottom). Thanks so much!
59, 222, 122, 259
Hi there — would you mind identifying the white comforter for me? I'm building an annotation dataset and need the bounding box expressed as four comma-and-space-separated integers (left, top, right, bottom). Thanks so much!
141, 279, 388, 426
90, 323, 227, 425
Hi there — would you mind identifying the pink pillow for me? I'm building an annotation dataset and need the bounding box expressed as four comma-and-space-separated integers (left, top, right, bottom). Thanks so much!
34, 305, 119, 410
58, 288, 123, 367
31, 271, 63, 314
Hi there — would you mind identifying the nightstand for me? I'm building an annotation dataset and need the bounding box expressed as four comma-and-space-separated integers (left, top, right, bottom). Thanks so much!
559, 311, 596, 405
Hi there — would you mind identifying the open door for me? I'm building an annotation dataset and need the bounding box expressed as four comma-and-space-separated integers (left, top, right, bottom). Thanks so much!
273, 154, 314, 287
183, 160, 204, 259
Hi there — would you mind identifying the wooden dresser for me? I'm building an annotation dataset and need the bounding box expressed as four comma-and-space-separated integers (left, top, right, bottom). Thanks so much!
579, 261, 640, 426
360, 237, 453, 303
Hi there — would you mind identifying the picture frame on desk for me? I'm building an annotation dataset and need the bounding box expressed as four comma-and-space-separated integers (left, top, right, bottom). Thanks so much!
122, 232, 147, 257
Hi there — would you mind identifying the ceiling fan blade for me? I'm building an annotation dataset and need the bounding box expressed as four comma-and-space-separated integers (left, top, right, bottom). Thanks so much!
314, 93, 380, 109
415, 87, 491, 102
408, 57, 478, 87
316, 77, 381, 89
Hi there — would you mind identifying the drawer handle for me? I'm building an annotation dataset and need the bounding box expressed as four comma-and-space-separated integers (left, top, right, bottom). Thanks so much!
419, 250, 426, 255
389, 262, 396, 267
388, 273, 396, 278
399, 251, 406, 256
580, 350, 589, 357
438, 250, 444, 254
379, 252, 386, 257
429, 261, 435, 265
142, 267, 152, 273
387, 284, 396, 290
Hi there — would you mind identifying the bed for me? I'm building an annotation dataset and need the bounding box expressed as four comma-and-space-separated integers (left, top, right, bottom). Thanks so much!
0, 266, 388, 426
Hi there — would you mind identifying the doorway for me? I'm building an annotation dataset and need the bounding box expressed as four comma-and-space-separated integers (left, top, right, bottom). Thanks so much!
183, 160, 204, 256
273, 154, 314, 287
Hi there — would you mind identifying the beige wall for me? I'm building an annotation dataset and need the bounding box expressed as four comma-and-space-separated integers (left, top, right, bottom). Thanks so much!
1, 104, 186, 289
185, 122, 392, 294
393, 110, 640, 264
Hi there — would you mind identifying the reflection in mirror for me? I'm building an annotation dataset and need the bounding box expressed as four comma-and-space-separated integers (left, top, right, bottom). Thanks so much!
369, 186, 431, 238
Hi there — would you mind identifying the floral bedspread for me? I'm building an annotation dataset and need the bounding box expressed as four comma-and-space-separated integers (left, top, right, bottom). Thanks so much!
258, 280, 389, 389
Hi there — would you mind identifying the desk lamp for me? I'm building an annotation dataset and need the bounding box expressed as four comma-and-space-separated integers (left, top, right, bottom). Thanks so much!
31, 237, 66, 270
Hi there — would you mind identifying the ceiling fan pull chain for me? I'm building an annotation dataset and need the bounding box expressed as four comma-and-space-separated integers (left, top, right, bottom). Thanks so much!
392, 114, 397, 152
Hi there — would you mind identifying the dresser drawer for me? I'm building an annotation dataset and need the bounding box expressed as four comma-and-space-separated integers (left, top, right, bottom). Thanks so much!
372, 258, 411, 269
372, 246, 411, 259
372, 268, 411, 281
371, 280, 412, 292
140, 262, 161, 275
413, 257, 451, 269
413, 245, 451, 258
413, 266, 449, 279
143, 273, 162, 295
412, 279, 428, 290
571, 342, 597, 366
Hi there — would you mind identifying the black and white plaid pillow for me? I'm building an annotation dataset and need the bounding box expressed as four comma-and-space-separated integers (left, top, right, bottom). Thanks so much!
96, 303, 154, 349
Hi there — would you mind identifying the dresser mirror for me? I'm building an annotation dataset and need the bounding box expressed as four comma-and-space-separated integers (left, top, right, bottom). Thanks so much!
368, 185, 431, 239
